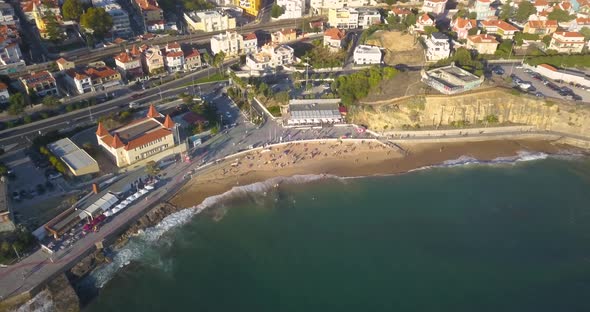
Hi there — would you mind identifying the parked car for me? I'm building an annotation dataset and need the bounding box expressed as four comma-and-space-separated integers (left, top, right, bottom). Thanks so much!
492, 67, 504, 75
535, 92, 544, 97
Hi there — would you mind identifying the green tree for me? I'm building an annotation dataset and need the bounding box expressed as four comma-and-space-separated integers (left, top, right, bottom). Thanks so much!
514, 1, 535, 22
453, 48, 472, 65
423, 26, 438, 36
499, 0, 512, 20
42, 95, 60, 108
80, 7, 113, 38
0, 241, 9, 255
145, 160, 160, 175
548, 9, 574, 22
580, 27, 590, 41
494, 40, 513, 57
542, 35, 552, 47
404, 13, 417, 27
44, 10, 64, 44
271, 3, 285, 18
7, 93, 25, 115
62, 0, 83, 21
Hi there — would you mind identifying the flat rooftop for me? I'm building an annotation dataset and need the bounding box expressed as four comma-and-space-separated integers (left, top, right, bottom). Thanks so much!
114, 119, 162, 144
47, 138, 98, 171
289, 99, 342, 120
429, 65, 480, 83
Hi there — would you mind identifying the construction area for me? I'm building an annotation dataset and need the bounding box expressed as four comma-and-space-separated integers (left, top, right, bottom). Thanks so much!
365, 31, 424, 65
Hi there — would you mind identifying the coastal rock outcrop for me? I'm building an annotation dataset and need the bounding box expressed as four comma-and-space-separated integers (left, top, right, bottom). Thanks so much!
115, 202, 183, 247
46, 273, 80, 312
351, 88, 590, 138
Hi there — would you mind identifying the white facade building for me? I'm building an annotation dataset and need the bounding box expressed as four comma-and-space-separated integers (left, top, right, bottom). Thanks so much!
425, 32, 450, 61
163, 43, 185, 72
184, 10, 236, 32
211, 31, 242, 56
353, 45, 382, 65
310, 0, 374, 14
242, 33, 258, 54
246, 44, 295, 70
92, 0, 132, 37
276, 0, 304, 19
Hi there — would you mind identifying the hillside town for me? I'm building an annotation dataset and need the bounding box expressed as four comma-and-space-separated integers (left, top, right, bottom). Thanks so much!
0, 0, 589, 308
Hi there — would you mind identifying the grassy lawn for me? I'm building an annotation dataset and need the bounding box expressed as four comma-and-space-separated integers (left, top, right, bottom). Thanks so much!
267, 106, 282, 117
183, 73, 228, 86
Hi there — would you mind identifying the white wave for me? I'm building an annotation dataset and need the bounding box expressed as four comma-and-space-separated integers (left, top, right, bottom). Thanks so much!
13, 289, 54, 312
88, 174, 335, 289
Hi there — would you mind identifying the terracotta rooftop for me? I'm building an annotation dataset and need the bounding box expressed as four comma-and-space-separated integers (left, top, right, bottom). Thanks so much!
165, 51, 184, 58
184, 49, 200, 58
114, 52, 134, 63
85, 66, 118, 79
481, 20, 518, 31
163, 115, 175, 128
467, 34, 499, 44
534, 0, 548, 5
21, 71, 55, 85
147, 104, 159, 118
324, 28, 345, 40
553, 31, 584, 38
526, 20, 558, 28
419, 13, 432, 23
243, 33, 257, 40
113, 38, 126, 44
135, 0, 161, 11
0, 82, 7, 90
576, 17, 590, 25
111, 133, 125, 149
96, 122, 109, 137
167, 42, 180, 49
56, 57, 69, 64
391, 7, 412, 15
453, 17, 476, 29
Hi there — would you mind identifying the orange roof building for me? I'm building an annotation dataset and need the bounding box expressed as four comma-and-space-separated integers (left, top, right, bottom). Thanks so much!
96, 105, 176, 167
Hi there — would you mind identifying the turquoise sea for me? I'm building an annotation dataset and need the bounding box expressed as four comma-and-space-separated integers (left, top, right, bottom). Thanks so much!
82, 155, 590, 312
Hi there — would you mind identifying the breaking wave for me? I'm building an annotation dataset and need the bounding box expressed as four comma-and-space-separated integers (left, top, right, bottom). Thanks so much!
88, 174, 335, 289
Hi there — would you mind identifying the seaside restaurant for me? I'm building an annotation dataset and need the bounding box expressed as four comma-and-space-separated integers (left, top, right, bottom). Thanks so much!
287, 99, 344, 126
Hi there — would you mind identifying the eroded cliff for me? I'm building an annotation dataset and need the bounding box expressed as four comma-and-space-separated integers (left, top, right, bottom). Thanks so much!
351, 88, 590, 137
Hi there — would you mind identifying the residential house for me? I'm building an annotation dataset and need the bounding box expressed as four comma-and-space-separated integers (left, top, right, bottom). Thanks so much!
412, 13, 434, 33
242, 33, 258, 54
310, 0, 374, 15
56, 58, 75, 71
323, 27, 346, 51
271, 28, 296, 43
19, 71, 59, 97
65, 63, 122, 94
353, 45, 382, 64
246, 44, 295, 70
114, 47, 143, 79
0, 82, 9, 104
32, 1, 64, 40
163, 42, 185, 72
576, 0, 590, 14
357, 8, 381, 28
0, 1, 17, 27
533, 0, 550, 13
422, 0, 448, 15
96, 105, 175, 167
309, 21, 324, 32
133, 0, 164, 31
549, 31, 585, 53
328, 8, 359, 29
556, 1, 574, 14
390, 7, 412, 19
142, 45, 165, 74
20, 0, 59, 23
184, 48, 201, 70
276, 0, 305, 19
466, 34, 499, 54
211, 31, 243, 56
471, 0, 496, 20
184, 10, 236, 33
451, 17, 476, 40
523, 20, 558, 35
0, 27, 26, 75
236, 0, 262, 16
425, 32, 450, 61
568, 17, 590, 31
480, 20, 519, 39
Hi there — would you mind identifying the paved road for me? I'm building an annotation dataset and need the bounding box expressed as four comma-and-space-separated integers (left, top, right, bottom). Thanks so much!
0, 59, 238, 150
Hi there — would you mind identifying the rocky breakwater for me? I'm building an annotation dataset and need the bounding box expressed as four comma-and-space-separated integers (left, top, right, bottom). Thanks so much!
352, 88, 590, 141
114, 202, 183, 247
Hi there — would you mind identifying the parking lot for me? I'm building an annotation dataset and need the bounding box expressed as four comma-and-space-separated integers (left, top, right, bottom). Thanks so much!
494, 64, 590, 102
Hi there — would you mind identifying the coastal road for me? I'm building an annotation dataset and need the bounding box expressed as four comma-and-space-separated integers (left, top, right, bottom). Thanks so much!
0, 60, 238, 151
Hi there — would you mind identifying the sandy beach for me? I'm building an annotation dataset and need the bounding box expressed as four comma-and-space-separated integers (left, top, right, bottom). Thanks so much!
170, 139, 573, 209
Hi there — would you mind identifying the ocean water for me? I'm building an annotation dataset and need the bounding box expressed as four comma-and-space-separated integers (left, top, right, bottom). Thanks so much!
80, 155, 590, 312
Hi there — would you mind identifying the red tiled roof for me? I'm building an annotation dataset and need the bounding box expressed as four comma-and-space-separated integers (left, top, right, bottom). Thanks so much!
539, 63, 557, 71
113, 38, 126, 44
65, 69, 88, 80
553, 31, 584, 38
182, 111, 207, 124
85, 66, 118, 79
125, 128, 171, 150
21, 71, 55, 85
527, 20, 558, 28
481, 20, 518, 31
419, 13, 432, 23
324, 28, 345, 40
96, 122, 109, 136
111, 133, 125, 148
243, 33, 257, 40
147, 104, 159, 118
167, 42, 180, 49
534, 0, 548, 6
56, 58, 68, 64
576, 17, 590, 25
166, 51, 184, 58
558, 1, 572, 10
163, 115, 175, 128
0, 82, 8, 90
135, 0, 161, 11
281, 28, 296, 35
115, 52, 133, 63
184, 49, 200, 58
453, 17, 475, 29
467, 34, 499, 44
391, 7, 412, 15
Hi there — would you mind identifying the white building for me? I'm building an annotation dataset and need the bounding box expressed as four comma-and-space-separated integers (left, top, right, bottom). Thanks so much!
276, 0, 304, 19
353, 45, 382, 65
0, 1, 17, 26
310, 0, 374, 14
549, 31, 586, 53
328, 8, 359, 29
422, 0, 448, 15
246, 44, 294, 70
242, 33, 258, 54
19, 71, 59, 97
163, 42, 185, 72
357, 8, 381, 28
425, 32, 450, 61
288, 99, 344, 125
532, 64, 590, 88
211, 31, 242, 56
184, 10, 236, 33
92, 0, 132, 37
0, 33, 26, 75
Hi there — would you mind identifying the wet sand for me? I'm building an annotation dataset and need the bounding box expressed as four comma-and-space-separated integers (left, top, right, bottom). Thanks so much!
170, 139, 572, 209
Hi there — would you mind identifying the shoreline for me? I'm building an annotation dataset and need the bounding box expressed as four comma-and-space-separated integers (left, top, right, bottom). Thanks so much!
169, 139, 577, 209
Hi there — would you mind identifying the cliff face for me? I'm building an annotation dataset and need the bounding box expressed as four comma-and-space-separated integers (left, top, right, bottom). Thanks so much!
351, 89, 590, 137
